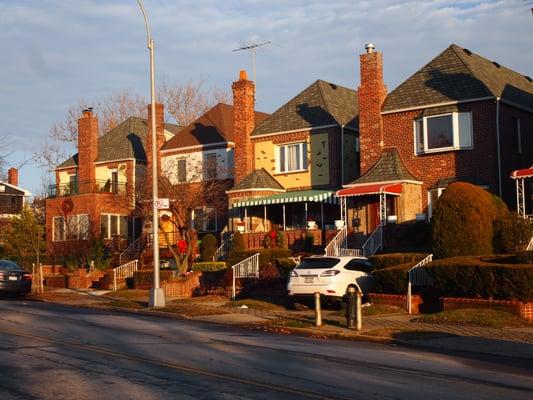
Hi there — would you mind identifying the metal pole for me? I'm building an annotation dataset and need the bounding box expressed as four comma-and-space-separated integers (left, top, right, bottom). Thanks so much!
263, 205, 267, 232
320, 202, 324, 229
232, 267, 236, 300
407, 281, 412, 315
244, 207, 248, 232
137, 0, 164, 308
355, 290, 362, 331
314, 292, 322, 326
283, 204, 286, 230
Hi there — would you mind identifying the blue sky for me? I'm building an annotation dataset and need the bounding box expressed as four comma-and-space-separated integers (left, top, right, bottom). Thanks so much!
1, 0, 532, 196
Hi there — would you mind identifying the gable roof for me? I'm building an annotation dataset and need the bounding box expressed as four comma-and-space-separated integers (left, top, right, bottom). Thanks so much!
0, 180, 31, 196
228, 168, 284, 192
252, 80, 358, 136
57, 117, 183, 169
162, 103, 269, 151
383, 44, 533, 112
346, 148, 419, 186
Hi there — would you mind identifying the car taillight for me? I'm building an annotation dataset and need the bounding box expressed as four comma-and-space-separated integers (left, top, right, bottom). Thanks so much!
22, 274, 32, 281
290, 270, 299, 277
320, 270, 340, 277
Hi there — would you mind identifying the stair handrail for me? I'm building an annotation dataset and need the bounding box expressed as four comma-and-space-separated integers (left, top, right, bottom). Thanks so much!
214, 233, 234, 261
361, 223, 383, 257
231, 253, 260, 300
406, 254, 434, 314
527, 236, 533, 251
324, 226, 347, 256
112, 259, 139, 291
119, 236, 143, 265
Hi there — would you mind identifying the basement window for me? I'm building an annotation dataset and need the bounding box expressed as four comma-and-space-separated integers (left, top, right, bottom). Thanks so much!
414, 112, 472, 154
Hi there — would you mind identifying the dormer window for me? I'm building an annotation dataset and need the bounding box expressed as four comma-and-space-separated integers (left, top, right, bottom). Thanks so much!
414, 112, 472, 154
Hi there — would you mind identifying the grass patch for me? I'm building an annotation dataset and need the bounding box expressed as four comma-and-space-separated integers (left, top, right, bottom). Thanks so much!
331, 303, 405, 317
271, 318, 314, 328
413, 308, 529, 328
224, 299, 286, 311
107, 289, 150, 300
159, 304, 230, 317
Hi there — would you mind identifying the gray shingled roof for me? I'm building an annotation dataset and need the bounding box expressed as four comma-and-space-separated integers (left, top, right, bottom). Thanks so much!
252, 80, 358, 136
348, 148, 418, 185
229, 168, 284, 191
383, 44, 533, 112
57, 117, 182, 169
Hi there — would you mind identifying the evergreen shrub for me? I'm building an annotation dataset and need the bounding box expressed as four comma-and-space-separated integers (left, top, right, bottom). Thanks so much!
199, 234, 218, 261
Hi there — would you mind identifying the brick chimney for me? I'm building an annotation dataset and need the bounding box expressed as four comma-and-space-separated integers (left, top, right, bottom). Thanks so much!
78, 108, 99, 182
145, 103, 165, 181
7, 167, 18, 187
232, 70, 255, 185
358, 43, 387, 175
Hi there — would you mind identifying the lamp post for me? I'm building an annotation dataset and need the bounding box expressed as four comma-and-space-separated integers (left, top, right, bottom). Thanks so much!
137, 0, 165, 308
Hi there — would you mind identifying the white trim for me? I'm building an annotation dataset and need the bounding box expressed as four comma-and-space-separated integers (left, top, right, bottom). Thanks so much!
226, 187, 285, 194
160, 141, 234, 154
276, 141, 307, 173
381, 96, 495, 115
251, 124, 338, 139
342, 179, 423, 189
0, 180, 31, 197
414, 112, 473, 155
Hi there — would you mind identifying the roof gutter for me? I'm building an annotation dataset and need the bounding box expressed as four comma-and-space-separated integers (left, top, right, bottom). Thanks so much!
496, 97, 502, 197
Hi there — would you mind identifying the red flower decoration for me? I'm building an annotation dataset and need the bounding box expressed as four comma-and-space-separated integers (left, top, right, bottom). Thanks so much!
269, 230, 277, 240
177, 240, 187, 254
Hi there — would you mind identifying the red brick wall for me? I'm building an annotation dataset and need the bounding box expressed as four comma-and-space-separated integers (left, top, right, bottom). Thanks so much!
77, 109, 99, 182
359, 50, 387, 175
441, 297, 533, 321
232, 71, 255, 185
369, 293, 422, 314
162, 272, 201, 297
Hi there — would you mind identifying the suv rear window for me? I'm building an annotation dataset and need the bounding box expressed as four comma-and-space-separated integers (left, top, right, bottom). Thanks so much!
0, 260, 22, 271
296, 257, 340, 269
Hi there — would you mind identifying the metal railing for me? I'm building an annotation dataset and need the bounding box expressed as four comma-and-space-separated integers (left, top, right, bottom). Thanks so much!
337, 248, 362, 257
231, 253, 260, 300
214, 233, 234, 261
361, 223, 383, 257
407, 254, 434, 314
119, 236, 144, 265
113, 259, 139, 291
325, 226, 348, 256
527, 236, 533, 251
47, 179, 127, 198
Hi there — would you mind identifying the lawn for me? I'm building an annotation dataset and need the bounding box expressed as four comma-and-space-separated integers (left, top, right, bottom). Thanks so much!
413, 308, 530, 328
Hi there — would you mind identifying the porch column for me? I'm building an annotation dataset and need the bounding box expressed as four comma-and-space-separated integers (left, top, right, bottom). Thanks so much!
305, 202, 308, 226
380, 193, 387, 225
263, 205, 267, 232
283, 204, 286, 230
320, 202, 324, 229
244, 207, 248, 232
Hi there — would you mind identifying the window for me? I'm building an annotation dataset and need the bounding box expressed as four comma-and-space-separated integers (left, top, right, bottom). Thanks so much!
278, 142, 308, 173
344, 259, 373, 273
111, 171, 119, 194
414, 112, 472, 154
192, 207, 217, 231
205, 153, 217, 180
101, 214, 128, 239
512, 117, 522, 154
177, 158, 187, 183
53, 214, 89, 241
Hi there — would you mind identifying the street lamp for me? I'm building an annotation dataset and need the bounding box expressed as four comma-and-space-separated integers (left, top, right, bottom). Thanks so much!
136, 0, 165, 308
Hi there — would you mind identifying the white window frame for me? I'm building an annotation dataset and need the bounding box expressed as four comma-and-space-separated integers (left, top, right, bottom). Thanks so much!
414, 112, 473, 155
101, 214, 128, 239
53, 214, 89, 241
276, 141, 308, 173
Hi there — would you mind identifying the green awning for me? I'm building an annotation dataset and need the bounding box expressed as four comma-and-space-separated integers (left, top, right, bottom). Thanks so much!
231, 189, 338, 208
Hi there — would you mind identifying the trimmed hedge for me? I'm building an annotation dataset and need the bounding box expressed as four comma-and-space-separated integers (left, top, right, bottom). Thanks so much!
199, 234, 217, 261
191, 262, 227, 272
372, 263, 411, 294
274, 257, 298, 278
369, 253, 428, 270
228, 248, 292, 267
133, 269, 175, 286
425, 257, 533, 301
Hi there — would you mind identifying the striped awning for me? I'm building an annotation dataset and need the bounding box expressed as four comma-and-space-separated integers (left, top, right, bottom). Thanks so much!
336, 183, 403, 197
511, 167, 533, 179
231, 189, 338, 208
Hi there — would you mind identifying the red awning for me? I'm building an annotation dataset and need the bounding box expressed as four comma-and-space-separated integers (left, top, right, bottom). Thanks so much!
336, 183, 403, 198
511, 167, 533, 179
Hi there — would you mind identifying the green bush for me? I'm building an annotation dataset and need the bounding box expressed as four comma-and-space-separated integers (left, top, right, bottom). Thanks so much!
304, 233, 314, 252
425, 257, 533, 301
191, 262, 227, 272
274, 257, 297, 278
231, 231, 245, 253
493, 213, 533, 254
199, 234, 218, 261
133, 270, 175, 286
372, 264, 411, 294
227, 248, 292, 267
369, 253, 428, 270
431, 182, 503, 258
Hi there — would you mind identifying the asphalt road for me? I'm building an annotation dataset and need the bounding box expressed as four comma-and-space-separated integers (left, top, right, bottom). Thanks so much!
0, 300, 531, 400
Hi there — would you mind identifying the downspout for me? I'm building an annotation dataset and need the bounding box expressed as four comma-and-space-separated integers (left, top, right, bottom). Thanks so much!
341, 125, 345, 185
496, 97, 502, 197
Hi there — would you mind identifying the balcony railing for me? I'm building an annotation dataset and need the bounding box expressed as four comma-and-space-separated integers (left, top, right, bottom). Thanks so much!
47, 180, 127, 198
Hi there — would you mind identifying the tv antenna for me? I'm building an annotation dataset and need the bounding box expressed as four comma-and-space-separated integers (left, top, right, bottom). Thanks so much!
232, 41, 271, 83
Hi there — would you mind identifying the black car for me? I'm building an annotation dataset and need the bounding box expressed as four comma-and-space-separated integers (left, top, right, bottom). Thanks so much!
0, 260, 32, 296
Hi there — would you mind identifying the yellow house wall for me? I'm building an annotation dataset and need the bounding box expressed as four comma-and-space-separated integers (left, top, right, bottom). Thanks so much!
58, 170, 75, 185
253, 132, 329, 189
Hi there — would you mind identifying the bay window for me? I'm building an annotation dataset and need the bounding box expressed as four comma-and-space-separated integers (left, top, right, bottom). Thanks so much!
277, 142, 308, 173
415, 112, 472, 154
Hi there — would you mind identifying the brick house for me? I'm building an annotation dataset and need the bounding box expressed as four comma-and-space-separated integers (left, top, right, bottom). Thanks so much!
45, 106, 181, 256
226, 70, 359, 246
338, 43, 533, 236
0, 168, 31, 243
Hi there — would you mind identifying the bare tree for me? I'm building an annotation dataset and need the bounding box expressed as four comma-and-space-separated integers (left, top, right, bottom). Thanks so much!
0, 134, 11, 179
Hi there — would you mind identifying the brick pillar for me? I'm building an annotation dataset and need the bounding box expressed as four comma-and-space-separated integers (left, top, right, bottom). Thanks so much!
145, 103, 165, 189
232, 70, 255, 185
358, 44, 387, 175
7, 168, 18, 186
77, 108, 99, 184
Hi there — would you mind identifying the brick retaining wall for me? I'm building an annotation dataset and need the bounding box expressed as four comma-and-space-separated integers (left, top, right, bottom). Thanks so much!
368, 293, 423, 314
441, 297, 533, 321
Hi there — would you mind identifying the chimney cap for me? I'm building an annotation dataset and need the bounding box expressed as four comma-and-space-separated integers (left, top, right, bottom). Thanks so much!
239, 70, 248, 81
82, 107, 94, 116
364, 43, 375, 53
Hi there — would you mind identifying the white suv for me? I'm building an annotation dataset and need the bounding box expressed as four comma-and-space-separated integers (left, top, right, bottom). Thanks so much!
287, 256, 374, 299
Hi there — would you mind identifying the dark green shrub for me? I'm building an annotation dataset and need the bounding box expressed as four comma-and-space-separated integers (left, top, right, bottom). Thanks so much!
133, 270, 174, 286
369, 253, 428, 270
304, 233, 314, 252
191, 262, 227, 272
372, 264, 411, 294
231, 231, 245, 253
274, 257, 297, 278
262, 235, 272, 249
227, 248, 292, 267
494, 213, 533, 254
431, 182, 501, 258
515, 251, 533, 264
199, 234, 218, 261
